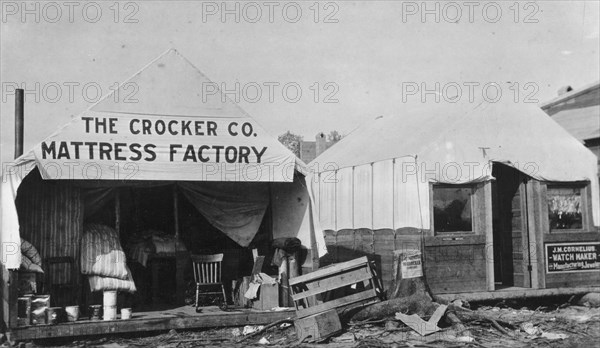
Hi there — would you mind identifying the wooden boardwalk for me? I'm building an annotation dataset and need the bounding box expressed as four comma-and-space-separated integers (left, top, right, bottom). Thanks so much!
10, 306, 295, 341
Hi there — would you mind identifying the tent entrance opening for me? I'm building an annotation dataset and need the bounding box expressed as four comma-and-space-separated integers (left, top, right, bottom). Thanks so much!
492, 163, 533, 288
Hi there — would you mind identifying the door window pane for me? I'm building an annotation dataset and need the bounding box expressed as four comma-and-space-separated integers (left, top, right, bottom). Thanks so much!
547, 186, 583, 230
433, 186, 473, 232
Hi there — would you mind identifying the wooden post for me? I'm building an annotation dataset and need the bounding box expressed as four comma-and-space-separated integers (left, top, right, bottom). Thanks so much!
1, 265, 18, 332
526, 181, 541, 289
484, 181, 495, 291
172, 186, 186, 304
173, 186, 179, 239
8, 271, 18, 330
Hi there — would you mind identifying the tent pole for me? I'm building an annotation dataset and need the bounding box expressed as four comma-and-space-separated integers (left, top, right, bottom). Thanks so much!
115, 189, 121, 236
173, 185, 179, 240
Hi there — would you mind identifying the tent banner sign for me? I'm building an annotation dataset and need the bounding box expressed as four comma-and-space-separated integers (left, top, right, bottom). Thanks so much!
546, 242, 600, 273
32, 113, 296, 182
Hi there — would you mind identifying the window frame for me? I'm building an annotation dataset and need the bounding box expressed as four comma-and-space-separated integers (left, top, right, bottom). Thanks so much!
544, 181, 591, 233
430, 183, 478, 236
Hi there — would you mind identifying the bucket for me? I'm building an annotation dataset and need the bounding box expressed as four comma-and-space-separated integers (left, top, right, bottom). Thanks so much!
31, 295, 50, 325
121, 308, 132, 320
103, 290, 117, 307
89, 305, 102, 320
46, 307, 62, 324
103, 306, 117, 321
65, 305, 80, 322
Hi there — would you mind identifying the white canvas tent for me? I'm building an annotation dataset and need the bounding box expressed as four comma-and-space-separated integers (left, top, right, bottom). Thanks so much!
0, 49, 327, 269
310, 100, 600, 232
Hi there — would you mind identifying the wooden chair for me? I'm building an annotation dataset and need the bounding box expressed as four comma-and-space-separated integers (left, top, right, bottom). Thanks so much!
191, 254, 226, 311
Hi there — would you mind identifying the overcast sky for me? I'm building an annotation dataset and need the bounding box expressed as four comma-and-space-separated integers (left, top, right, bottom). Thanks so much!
1, 0, 599, 165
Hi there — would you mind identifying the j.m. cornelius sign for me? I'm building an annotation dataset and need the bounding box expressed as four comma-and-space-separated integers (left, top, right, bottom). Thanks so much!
546, 242, 600, 273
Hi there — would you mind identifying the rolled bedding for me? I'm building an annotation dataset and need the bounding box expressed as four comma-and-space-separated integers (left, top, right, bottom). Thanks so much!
81, 223, 129, 279
88, 265, 137, 293
20, 238, 44, 273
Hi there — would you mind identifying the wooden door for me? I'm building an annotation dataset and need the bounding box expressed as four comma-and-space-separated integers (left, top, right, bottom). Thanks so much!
492, 163, 532, 288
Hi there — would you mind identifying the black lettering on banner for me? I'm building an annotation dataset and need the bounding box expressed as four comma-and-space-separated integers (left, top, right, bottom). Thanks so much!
82, 117, 94, 133
71, 142, 83, 159
170, 144, 183, 162
238, 146, 251, 163
129, 143, 142, 161
207, 121, 217, 136
57, 142, 70, 159
225, 146, 237, 163
252, 146, 267, 163
142, 119, 152, 134
213, 145, 224, 162
155, 120, 166, 135
130, 119, 140, 134
198, 145, 210, 162
114, 143, 127, 161
241, 122, 253, 137
109, 118, 118, 134
84, 142, 97, 159
182, 121, 192, 135
228, 122, 238, 136
144, 144, 157, 161
99, 142, 113, 160
168, 120, 179, 135
183, 145, 197, 162
195, 121, 204, 136
41, 141, 56, 159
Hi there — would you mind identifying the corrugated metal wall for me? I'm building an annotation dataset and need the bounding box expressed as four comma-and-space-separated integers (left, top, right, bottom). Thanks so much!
16, 170, 83, 288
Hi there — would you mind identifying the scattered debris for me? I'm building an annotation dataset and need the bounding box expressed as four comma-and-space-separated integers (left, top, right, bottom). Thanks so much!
395, 304, 448, 336
237, 317, 294, 343
521, 322, 542, 336
242, 325, 264, 336
331, 332, 356, 343
257, 337, 270, 345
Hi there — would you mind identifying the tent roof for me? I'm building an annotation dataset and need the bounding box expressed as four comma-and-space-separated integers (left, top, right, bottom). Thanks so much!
9, 49, 306, 182
311, 100, 598, 183
90, 49, 250, 118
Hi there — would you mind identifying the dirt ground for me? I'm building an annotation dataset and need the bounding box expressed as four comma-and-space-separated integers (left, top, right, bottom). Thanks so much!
10, 296, 600, 348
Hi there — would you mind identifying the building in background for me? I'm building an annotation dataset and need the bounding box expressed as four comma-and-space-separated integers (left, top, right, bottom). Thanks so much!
541, 81, 600, 171
300, 132, 335, 163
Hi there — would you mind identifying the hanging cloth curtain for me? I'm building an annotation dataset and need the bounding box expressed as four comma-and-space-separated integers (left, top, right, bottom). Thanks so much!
178, 181, 270, 247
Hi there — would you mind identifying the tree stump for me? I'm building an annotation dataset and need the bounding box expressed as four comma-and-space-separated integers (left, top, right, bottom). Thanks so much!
349, 249, 436, 322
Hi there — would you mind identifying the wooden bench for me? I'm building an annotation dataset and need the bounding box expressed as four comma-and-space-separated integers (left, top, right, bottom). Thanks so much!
289, 256, 380, 319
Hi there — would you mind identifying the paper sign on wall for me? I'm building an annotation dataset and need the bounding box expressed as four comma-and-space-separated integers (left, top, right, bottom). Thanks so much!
401, 250, 423, 279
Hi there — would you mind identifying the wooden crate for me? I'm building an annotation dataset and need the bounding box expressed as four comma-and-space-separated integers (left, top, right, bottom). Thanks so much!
294, 309, 341, 342
252, 283, 280, 310
289, 256, 380, 319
